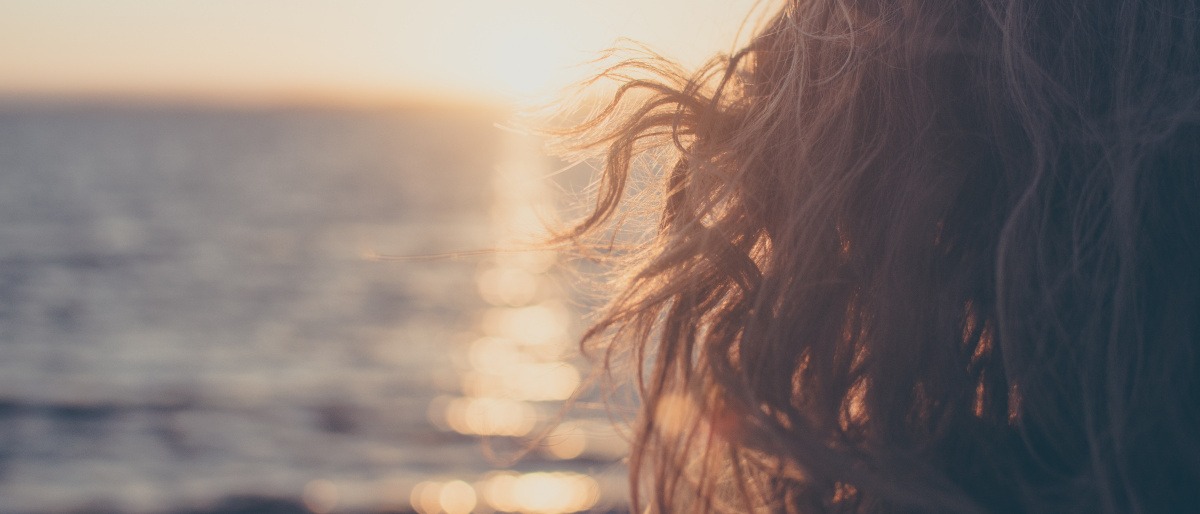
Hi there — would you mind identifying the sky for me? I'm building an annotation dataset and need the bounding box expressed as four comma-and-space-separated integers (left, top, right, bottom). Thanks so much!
0, 0, 765, 106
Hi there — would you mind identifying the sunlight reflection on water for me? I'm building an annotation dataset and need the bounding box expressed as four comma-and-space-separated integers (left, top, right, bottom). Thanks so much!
0, 105, 627, 513
413, 129, 627, 513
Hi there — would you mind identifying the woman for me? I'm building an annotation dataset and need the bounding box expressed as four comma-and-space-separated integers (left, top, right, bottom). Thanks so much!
556, 0, 1200, 512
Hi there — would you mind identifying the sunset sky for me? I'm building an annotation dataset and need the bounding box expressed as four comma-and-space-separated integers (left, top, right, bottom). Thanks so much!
0, 0, 764, 105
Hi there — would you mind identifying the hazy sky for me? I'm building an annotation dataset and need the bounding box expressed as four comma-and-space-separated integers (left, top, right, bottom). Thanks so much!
0, 1, 764, 105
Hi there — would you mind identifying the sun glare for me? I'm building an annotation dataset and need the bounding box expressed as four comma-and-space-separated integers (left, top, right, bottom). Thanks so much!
0, 0, 762, 105
461, 11, 587, 101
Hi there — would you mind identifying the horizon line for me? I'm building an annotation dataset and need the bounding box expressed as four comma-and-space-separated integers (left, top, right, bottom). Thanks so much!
0, 88, 521, 113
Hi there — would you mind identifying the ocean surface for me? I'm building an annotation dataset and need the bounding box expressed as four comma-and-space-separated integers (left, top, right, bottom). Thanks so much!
0, 102, 627, 513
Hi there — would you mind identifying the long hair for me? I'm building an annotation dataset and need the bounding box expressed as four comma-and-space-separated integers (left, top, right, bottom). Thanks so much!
554, 0, 1200, 512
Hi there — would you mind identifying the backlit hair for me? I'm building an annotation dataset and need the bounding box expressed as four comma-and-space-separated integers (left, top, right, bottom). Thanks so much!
554, 0, 1200, 512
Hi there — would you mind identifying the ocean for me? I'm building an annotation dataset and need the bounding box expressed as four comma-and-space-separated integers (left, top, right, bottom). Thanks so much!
0, 102, 626, 513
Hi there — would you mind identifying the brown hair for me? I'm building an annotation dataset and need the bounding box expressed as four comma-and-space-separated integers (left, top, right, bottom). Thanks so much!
554, 0, 1200, 512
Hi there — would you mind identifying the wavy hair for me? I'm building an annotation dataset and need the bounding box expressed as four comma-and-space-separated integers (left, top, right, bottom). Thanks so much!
553, 0, 1200, 512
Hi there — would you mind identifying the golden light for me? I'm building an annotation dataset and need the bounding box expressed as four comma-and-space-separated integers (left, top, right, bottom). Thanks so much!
493, 250, 558, 275
489, 200, 557, 243
477, 266, 543, 307
539, 420, 631, 462
511, 472, 600, 514
461, 363, 580, 402
479, 472, 599, 514
467, 16, 584, 101
541, 422, 587, 460
411, 481, 442, 514
438, 480, 478, 514
411, 480, 481, 514
481, 472, 522, 513
442, 397, 538, 437
467, 337, 524, 372
0, 1, 764, 104
480, 303, 570, 347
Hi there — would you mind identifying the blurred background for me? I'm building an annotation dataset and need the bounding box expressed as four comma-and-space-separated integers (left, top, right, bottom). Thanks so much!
0, 2, 757, 513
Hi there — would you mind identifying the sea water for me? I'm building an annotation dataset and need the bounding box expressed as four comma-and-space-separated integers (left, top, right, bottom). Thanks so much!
0, 103, 626, 513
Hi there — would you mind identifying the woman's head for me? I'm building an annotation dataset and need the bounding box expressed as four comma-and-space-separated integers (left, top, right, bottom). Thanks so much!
558, 0, 1200, 512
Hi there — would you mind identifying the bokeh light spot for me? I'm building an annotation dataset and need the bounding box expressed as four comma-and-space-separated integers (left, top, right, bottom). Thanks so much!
302, 479, 338, 514
542, 422, 587, 460
438, 480, 477, 514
